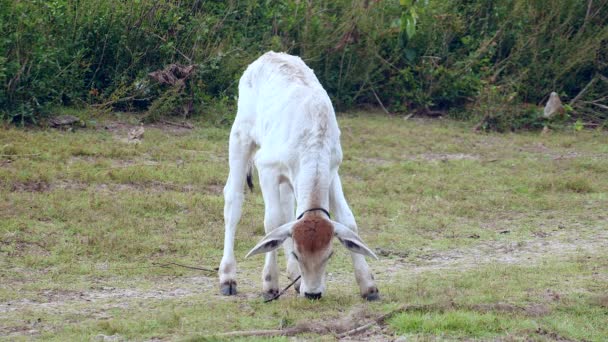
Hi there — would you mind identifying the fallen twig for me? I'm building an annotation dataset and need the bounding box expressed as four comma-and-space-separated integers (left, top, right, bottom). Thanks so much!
264, 275, 301, 303
151, 261, 217, 273
209, 304, 427, 339
337, 304, 423, 338
108, 262, 218, 273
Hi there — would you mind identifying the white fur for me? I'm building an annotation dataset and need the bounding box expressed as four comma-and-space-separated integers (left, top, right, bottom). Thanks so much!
219, 51, 378, 299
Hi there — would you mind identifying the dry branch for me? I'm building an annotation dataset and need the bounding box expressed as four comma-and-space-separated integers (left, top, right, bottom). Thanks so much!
151, 262, 217, 273
337, 304, 424, 338
570, 75, 598, 106
371, 87, 391, 115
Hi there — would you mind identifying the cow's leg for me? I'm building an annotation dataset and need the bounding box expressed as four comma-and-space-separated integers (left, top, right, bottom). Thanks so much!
329, 174, 380, 301
279, 181, 300, 293
258, 167, 285, 300
219, 127, 252, 296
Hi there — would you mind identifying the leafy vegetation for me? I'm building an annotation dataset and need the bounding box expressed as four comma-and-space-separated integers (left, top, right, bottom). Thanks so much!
1, 0, 606, 128
1, 112, 607, 339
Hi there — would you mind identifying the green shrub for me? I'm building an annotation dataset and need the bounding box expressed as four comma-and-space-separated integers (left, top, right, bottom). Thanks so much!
0, 0, 606, 129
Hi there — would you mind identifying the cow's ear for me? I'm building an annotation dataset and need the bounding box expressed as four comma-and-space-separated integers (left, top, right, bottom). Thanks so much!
245, 221, 294, 258
333, 221, 378, 260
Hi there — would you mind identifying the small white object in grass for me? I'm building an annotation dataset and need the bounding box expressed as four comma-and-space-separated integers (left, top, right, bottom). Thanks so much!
543, 92, 565, 118
127, 123, 145, 142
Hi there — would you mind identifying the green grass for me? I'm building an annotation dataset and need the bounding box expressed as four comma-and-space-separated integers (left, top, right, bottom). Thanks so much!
387, 256, 608, 341
1, 111, 607, 340
390, 310, 536, 338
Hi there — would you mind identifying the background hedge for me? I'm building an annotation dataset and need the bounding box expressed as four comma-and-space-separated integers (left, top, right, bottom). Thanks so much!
1, 0, 606, 129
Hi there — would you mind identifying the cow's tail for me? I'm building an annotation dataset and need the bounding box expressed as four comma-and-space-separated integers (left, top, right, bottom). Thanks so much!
246, 160, 254, 192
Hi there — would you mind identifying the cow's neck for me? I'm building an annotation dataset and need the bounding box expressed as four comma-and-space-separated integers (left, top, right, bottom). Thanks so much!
296, 154, 330, 216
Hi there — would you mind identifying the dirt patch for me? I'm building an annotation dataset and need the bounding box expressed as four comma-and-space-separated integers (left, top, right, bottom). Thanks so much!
375, 248, 410, 259
0, 275, 215, 317
109, 159, 160, 168
399, 153, 480, 162
97, 120, 194, 146
533, 327, 577, 342
205, 184, 224, 195
100, 120, 194, 136
10, 181, 51, 192
374, 228, 608, 283
7, 179, 222, 195
51, 180, 89, 191
416, 153, 480, 161
524, 303, 552, 317
94, 181, 220, 194
0, 237, 51, 257
357, 153, 481, 165
468, 302, 520, 314
519, 142, 608, 161
99, 121, 137, 134
148, 121, 194, 135
591, 295, 608, 308
358, 157, 394, 166
340, 325, 394, 341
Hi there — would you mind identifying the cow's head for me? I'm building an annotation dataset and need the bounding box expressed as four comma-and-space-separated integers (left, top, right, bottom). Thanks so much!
245, 211, 377, 299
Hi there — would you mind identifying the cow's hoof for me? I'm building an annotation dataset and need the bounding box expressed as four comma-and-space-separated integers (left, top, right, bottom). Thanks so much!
288, 275, 301, 294
220, 280, 237, 296
363, 287, 380, 301
263, 288, 279, 301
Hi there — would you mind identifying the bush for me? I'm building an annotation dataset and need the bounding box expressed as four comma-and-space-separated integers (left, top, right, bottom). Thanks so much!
0, 0, 606, 129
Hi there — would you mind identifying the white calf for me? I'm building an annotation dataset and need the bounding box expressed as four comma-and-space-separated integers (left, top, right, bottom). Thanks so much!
219, 51, 379, 300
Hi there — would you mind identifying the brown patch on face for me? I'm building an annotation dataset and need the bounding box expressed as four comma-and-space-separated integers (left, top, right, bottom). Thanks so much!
292, 215, 333, 254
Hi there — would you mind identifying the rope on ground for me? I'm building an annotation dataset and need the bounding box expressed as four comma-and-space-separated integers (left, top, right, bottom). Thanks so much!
264, 275, 301, 303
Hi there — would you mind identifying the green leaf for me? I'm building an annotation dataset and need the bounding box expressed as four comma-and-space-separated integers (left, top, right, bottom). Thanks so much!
405, 15, 416, 39
405, 48, 416, 61
400, 0, 412, 8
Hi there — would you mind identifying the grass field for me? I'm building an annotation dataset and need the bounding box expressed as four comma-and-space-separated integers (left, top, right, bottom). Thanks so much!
1, 112, 607, 341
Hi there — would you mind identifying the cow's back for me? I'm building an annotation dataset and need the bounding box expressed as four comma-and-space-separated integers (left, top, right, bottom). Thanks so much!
236, 52, 339, 156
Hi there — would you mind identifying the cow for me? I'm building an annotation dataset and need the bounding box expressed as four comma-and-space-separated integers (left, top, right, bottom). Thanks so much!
218, 51, 379, 301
